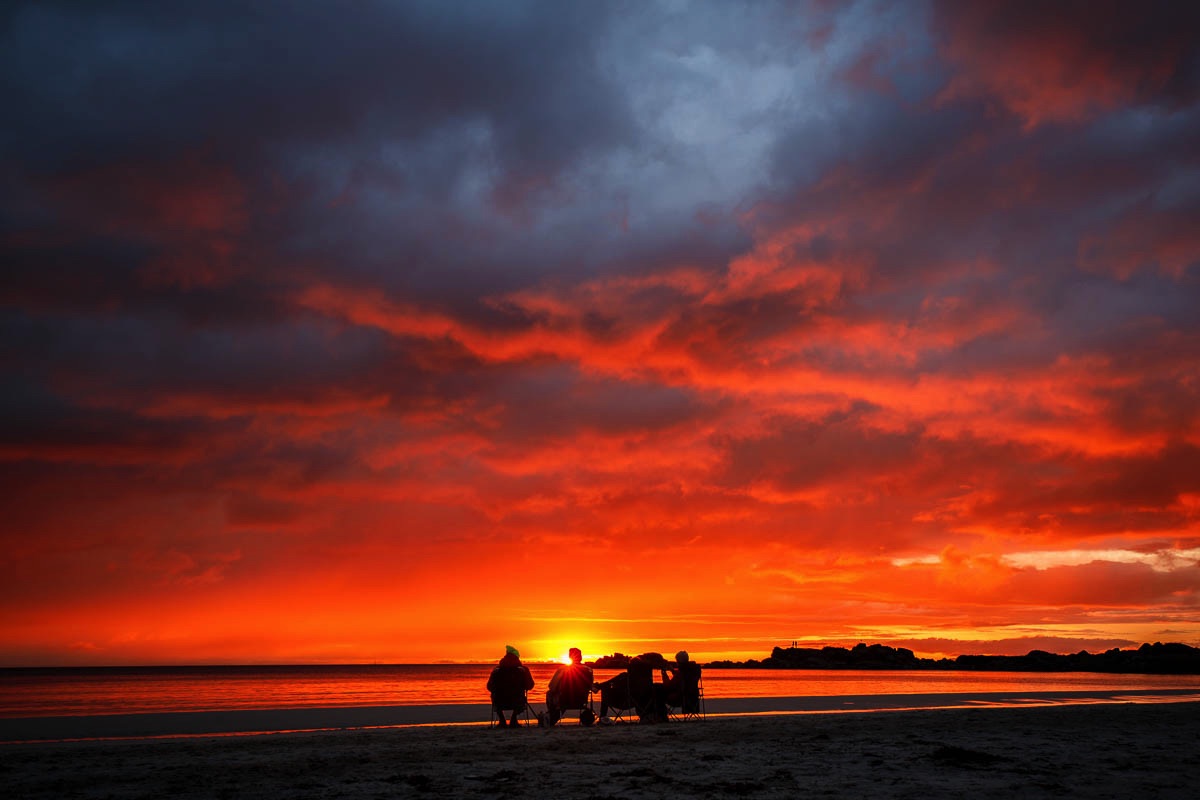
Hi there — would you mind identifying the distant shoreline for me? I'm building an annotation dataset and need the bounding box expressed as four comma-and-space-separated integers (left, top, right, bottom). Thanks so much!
601, 641, 1200, 675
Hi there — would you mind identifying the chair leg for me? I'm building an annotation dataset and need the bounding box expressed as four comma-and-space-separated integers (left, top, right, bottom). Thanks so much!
490, 706, 532, 728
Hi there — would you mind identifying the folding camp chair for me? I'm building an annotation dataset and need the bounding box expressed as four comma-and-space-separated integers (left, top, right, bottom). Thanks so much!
489, 665, 535, 728
542, 667, 598, 727
594, 672, 635, 723
490, 693, 535, 728
666, 668, 705, 721
541, 688, 598, 727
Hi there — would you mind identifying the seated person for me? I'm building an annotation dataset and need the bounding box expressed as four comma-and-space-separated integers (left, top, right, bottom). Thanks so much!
662, 650, 702, 712
594, 671, 631, 721
543, 647, 594, 726
628, 652, 669, 722
486, 645, 534, 728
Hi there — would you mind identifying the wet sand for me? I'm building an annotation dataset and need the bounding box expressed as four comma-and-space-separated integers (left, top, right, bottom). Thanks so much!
5, 688, 1199, 741
3, 701, 1198, 799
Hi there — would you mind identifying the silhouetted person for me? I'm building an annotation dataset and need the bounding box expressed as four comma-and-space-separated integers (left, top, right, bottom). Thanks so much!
487, 645, 534, 728
629, 652, 669, 722
595, 671, 631, 721
662, 650, 702, 713
543, 647, 594, 726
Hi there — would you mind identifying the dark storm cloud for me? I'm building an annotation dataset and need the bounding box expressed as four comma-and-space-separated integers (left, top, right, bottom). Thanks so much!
2, 0, 630, 170
3, 1, 1200, 663
4, 310, 363, 392
932, 0, 1200, 122
1, 0, 653, 319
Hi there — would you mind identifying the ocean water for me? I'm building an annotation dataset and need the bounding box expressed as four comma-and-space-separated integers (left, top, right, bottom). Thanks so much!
3, 665, 1200, 719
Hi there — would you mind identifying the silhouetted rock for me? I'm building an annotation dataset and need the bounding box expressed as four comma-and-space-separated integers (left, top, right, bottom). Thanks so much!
594, 653, 631, 669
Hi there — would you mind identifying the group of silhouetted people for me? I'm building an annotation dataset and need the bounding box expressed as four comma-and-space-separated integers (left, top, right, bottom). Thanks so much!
486, 645, 702, 728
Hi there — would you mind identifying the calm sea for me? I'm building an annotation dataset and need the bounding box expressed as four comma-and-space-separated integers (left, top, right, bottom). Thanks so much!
3, 665, 1200, 718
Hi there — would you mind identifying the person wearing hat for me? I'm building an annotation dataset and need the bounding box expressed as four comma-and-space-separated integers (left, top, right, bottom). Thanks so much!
487, 645, 535, 728
542, 647, 594, 727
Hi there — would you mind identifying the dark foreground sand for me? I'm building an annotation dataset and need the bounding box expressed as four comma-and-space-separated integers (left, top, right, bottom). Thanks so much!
3, 702, 1198, 799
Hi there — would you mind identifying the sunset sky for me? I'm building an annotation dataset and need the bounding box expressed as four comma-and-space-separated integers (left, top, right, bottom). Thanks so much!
2, 1, 1199, 666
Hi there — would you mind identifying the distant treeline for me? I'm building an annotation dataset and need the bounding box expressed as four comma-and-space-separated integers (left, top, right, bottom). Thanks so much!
692, 641, 1200, 674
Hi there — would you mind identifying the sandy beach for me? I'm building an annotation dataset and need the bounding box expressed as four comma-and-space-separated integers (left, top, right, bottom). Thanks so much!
3, 701, 1197, 799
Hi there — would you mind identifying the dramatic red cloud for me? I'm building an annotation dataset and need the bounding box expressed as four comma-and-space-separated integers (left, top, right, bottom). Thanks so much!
2, 1, 1198, 666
